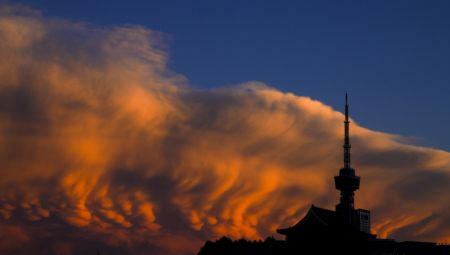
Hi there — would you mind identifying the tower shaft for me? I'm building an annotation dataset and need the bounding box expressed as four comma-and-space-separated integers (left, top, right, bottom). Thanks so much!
344, 93, 351, 169
334, 93, 360, 226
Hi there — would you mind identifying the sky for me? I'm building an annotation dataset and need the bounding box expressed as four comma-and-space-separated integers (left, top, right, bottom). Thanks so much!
13, 0, 450, 150
0, 2, 450, 255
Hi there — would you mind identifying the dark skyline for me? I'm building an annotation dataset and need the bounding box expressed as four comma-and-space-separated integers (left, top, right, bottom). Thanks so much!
0, 2, 450, 255
200, 95, 449, 255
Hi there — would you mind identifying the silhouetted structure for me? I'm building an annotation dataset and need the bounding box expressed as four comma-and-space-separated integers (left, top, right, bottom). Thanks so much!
277, 94, 374, 247
198, 94, 450, 255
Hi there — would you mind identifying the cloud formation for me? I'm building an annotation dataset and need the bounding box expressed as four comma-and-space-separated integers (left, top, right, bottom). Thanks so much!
0, 4, 449, 255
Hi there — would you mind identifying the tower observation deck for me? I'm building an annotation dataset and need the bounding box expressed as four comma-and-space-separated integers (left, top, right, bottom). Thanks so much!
334, 93, 361, 227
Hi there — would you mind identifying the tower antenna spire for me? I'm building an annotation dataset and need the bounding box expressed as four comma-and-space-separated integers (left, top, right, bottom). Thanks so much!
344, 92, 351, 169
335, 92, 360, 225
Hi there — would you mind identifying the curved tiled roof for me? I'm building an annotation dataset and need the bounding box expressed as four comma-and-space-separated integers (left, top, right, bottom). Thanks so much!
277, 205, 337, 235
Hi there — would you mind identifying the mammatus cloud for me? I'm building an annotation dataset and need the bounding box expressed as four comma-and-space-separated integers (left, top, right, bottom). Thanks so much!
0, 4, 449, 255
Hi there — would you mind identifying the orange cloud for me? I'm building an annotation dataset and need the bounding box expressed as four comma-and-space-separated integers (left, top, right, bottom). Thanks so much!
0, 4, 450, 255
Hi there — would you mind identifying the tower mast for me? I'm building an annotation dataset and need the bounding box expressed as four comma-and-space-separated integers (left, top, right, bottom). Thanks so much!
334, 93, 360, 226
344, 93, 351, 169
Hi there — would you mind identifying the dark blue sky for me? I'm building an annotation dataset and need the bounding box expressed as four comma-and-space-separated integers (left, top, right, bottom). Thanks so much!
16, 0, 450, 150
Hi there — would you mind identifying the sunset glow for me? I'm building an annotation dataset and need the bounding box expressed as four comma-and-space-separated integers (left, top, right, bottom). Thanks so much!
0, 4, 450, 255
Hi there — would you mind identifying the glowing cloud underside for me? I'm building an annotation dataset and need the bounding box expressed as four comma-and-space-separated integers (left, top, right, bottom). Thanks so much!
0, 5, 450, 255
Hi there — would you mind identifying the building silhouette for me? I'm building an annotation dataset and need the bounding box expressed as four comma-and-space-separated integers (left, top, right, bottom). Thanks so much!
198, 94, 450, 255
277, 93, 374, 245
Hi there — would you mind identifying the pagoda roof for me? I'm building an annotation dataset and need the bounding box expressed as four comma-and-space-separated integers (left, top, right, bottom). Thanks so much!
277, 205, 337, 235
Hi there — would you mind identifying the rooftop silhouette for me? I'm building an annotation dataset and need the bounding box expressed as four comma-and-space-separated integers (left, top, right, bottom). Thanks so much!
198, 94, 450, 255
